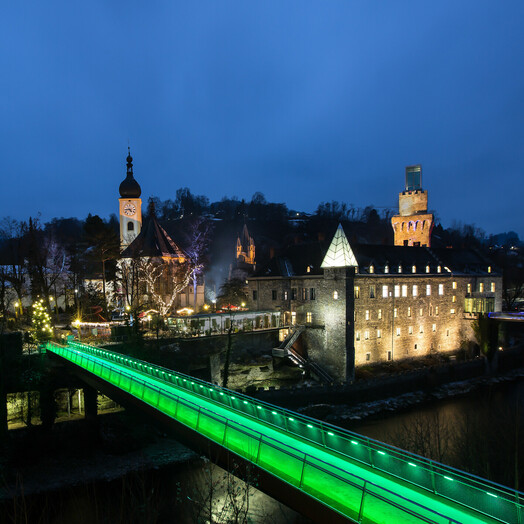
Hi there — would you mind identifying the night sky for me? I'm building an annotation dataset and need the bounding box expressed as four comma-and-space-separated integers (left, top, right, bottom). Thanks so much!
2, 2, 523, 237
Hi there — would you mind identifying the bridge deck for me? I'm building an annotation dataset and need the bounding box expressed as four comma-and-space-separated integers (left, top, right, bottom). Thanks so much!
46, 341, 523, 524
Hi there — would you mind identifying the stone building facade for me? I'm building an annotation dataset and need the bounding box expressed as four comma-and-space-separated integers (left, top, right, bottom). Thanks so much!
247, 225, 502, 383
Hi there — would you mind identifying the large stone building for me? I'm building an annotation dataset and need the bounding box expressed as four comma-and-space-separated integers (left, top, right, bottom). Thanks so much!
247, 168, 501, 383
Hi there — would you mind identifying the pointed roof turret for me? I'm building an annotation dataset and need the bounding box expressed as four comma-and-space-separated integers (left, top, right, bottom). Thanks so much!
119, 147, 142, 198
321, 224, 358, 268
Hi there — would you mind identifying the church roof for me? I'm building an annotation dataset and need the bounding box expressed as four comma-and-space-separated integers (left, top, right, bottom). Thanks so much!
121, 212, 185, 259
321, 224, 358, 268
119, 149, 142, 199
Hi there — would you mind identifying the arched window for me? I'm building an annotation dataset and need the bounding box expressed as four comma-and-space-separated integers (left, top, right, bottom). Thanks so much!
127, 222, 134, 231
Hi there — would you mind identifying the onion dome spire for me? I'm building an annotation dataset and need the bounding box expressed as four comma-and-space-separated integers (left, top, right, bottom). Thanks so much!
119, 147, 142, 198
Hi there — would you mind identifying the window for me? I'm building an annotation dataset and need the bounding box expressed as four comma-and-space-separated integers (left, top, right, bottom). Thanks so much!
479, 283, 484, 293
446, 329, 450, 337
414, 344, 418, 350
306, 312, 312, 323
412, 265, 416, 273
291, 312, 296, 324
452, 295, 456, 303
452, 281, 457, 290
432, 324, 436, 332
384, 265, 389, 274
364, 330, 369, 340
291, 288, 297, 300
302, 288, 308, 300
467, 283, 472, 293
283, 291, 288, 300
490, 282, 495, 292
394, 285, 400, 298
252, 290, 258, 300
365, 310, 370, 320
426, 285, 431, 296
356, 331, 361, 341
272, 290, 277, 300
127, 222, 134, 231
407, 306, 412, 317
394, 307, 398, 318
429, 305, 433, 316
378, 309, 382, 320
306, 266, 311, 273
419, 308, 423, 316
310, 288, 316, 300
426, 265, 430, 273
354, 286, 360, 299
396, 327, 401, 336
333, 290, 338, 300
438, 284, 444, 295
450, 308, 455, 314
420, 325, 424, 333
382, 285, 388, 298
413, 285, 418, 297
437, 265, 442, 273
369, 285, 376, 298
408, 326, 413, 334
488, 266, 492, 273
377, 329, 382, 338
369, 265, 374, 274
398, 265, 402, 273
365, 352, 371, 361
435, 306, 439, 316
387, 350, 392, 361
402, 285, 408, 297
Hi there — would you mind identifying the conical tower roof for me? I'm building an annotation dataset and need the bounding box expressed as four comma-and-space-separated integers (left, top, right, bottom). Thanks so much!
321, 224, 358, 268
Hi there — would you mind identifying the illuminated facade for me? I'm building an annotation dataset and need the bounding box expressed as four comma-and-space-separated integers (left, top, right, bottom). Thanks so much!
119, 149, 143, 251
391, 165, 434, 247
236, 224, 256, 269
247, 225, 502, 382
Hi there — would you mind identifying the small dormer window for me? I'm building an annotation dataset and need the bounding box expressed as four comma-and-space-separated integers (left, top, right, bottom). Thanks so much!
384, 265, 389, 274
426, 265, 430, 273
369, 265, 374, 274
306, 266, 311, 273
412, 265, 416, 273
488, 266, 492, 273
398, 265, 402, 273
437, 265, 441, 273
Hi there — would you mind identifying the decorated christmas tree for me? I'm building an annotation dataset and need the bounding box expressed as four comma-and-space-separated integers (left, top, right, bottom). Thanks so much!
32, 298, 53, 342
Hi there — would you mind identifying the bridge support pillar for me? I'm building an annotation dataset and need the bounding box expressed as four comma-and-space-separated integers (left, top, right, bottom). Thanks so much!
209, 353, 221, 385
84, 385, 98, 421
39, 385, 56, 430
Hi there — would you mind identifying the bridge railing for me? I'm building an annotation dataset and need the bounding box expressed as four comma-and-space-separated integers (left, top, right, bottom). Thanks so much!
59, 341, 523, 524
48, 340, 467, 524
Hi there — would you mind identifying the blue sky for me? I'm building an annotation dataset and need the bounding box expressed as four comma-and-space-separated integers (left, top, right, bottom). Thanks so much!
1, 2, 523, 237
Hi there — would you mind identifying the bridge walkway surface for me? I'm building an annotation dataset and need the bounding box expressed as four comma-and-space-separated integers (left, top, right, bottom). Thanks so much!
45, 341, 523, 524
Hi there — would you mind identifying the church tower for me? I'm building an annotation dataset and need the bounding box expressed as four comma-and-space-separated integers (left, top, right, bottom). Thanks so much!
118, 148, 142, 251
391, 164, 434, 247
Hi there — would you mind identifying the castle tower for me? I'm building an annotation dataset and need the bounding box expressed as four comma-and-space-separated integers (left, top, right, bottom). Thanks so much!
236, 224, 255, 267
390, 165, 434, 247
118, 148, 142, 251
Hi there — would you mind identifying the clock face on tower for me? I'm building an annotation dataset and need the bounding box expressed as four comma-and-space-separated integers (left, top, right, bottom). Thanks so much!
123, 203, 136, 216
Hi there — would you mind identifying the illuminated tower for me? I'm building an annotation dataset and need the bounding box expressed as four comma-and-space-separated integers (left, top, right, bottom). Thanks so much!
236, 224, 255, 267
390, 165, 434, 247
118, 148, 142, 251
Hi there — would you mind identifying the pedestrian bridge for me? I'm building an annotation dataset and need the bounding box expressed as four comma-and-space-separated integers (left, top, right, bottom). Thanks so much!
45, 341, 523, 524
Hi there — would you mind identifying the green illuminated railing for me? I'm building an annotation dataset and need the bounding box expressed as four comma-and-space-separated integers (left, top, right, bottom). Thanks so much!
47, 341, 523, 524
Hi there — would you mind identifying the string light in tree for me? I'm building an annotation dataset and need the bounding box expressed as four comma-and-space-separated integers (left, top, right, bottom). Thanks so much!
31, 298, 53, 342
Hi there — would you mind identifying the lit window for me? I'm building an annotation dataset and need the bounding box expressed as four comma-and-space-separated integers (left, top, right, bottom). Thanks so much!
452, 295, 456, 303
356, 331, 361, 341
306, 266, 311, 273
491, 282, 495, 292
435, 306, 439, 316
408, 306, 412, 317
369, 285, 376, 298
364, 330, 369, 340
408, 326, 413, 334
426, 285, 431, 296
437, 265, 441, 273
419, 308, 423, 316
354, 286, 360, 299
365, 352, 371, 361
420, 325, 424, 333
452, 281, 457, 290
479, 283, 484, 293
306, 312, 312, 323
394, 285, 400, 298
488, 266, 492, 273
333, 290, 338, 300
432, 324, 436, 332
378, 309, 382, 320
450, 308, 455, 314
396, 327, 401, 336
382, 286, 388, 298
394, 308, 398, 318
384, 265, 389, 274
369, 265, 374, 274
283, 291, 288, 300
467, 283, 472, 293
412, 265, 416, 273
365, 310, 370, 320
426, 265, 430, 273
398, 265, 402, 273
413, 285, 418, 297
402, 285, 408, 297
377, 329, 382, 338
438, 284, 444, 295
